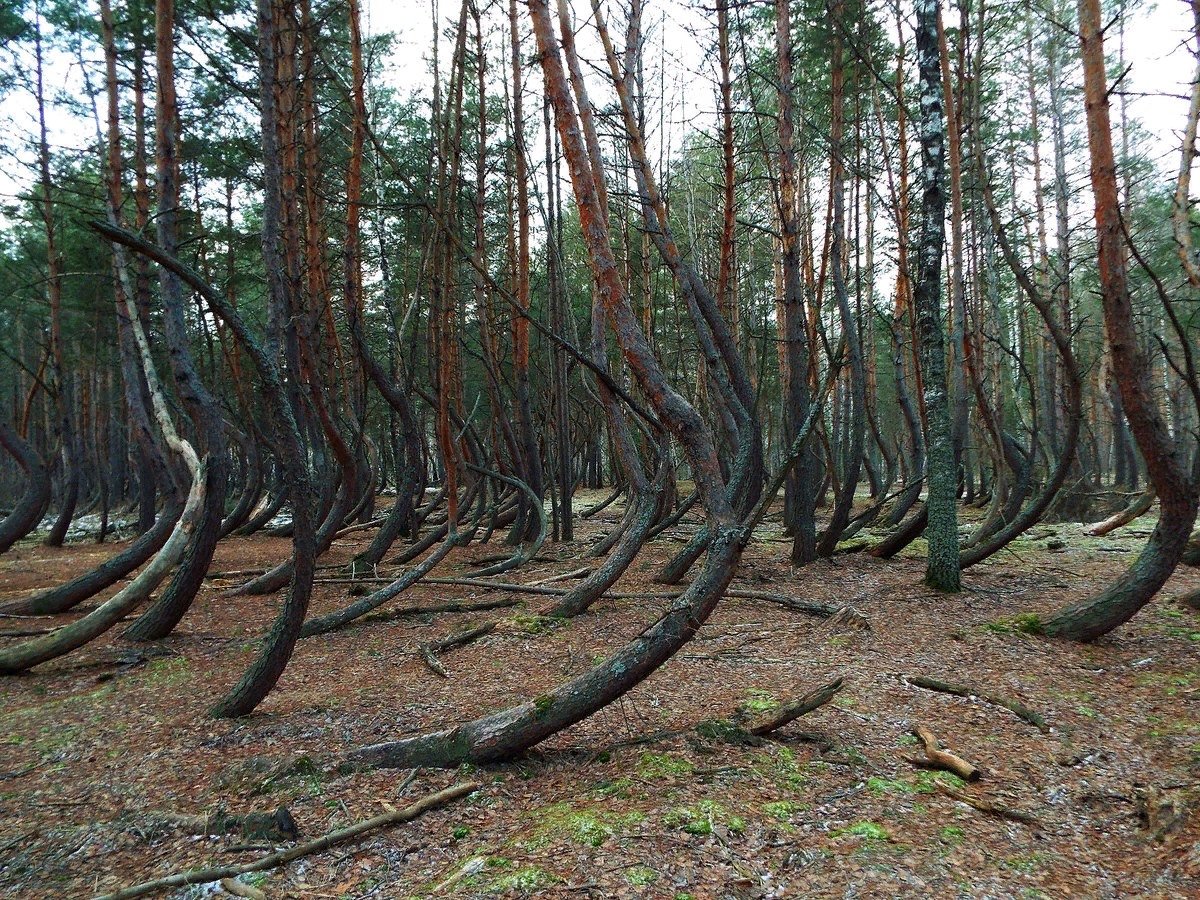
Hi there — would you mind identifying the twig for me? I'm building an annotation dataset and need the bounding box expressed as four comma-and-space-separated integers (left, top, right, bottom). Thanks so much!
397, 768, 420, 795
316, 572, 838, 619
0, 628, 56, 637
419, 621, 498, 679
420, 646, 450, 678
92, 781, 481, 900
334, 517, 386, 539
361, 597, 519, 625
0, 760, 44, 781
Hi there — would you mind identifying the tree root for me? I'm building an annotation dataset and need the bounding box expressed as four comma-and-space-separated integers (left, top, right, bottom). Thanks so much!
907, 674, 1049, 732
93, 780, 481, 900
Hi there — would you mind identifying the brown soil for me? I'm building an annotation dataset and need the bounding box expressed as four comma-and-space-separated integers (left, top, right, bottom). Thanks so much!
1, 494, 1198, 898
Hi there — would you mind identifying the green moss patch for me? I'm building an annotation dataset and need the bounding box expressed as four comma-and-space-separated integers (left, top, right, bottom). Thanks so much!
520, 801, 644, 849
637, 752, 693, 779
663, 799, 745, 836
834, 820, 890, 841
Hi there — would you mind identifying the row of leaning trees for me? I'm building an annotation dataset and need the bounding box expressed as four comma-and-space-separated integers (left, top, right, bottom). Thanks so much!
0, 0, 1197, 767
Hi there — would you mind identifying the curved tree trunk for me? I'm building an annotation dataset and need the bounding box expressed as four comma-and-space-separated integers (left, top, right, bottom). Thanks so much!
2, 154, 207, 673
0, 419, 52, 555
337, 0, 745, 771
300, 530, 461, 638
0, 459, 207, 675
345, 523, 747, 769
122, 0, 230, 644
1040, 0, 1198, 639
219, 429, 263, 538
1, 496, 182, 616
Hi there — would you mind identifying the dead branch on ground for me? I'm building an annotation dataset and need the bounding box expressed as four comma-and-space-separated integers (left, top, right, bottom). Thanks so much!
93, 781, 481, 900
907, 674, 1049, 732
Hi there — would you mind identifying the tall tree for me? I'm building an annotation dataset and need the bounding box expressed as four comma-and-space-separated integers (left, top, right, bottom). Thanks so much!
912, 0, 960, 592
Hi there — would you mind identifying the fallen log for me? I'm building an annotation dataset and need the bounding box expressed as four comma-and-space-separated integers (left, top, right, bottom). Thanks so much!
530, 565, 592, 585
93, 781, 481, 900
328, 575, 840, 618
139, 806, 299, 842
724, 589, 839, 618
907, 674, 1049, 732
909, 725, 980, 781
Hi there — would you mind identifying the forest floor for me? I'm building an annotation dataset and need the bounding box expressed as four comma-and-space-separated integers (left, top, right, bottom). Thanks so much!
1, 491, 1198, 899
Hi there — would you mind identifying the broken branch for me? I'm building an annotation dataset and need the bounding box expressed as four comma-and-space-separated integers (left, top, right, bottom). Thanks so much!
420, 621, 497, 678
748, 677, 844, 736
910, 725, 980, 782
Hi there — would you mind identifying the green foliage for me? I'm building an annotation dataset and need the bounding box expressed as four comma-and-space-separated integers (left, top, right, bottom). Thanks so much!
985, 613, 1044, 636
591, 776, 633, 799
750, 745, 807, 789
761, 799, 806, 821
741, 688, 777, 713
939, 826, 965, 845
1002, 852, 1050, 874
694, 718, 757, 745
520, 801, 644, 849
486, 866, 559, 893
